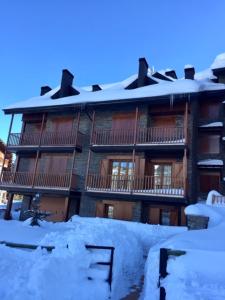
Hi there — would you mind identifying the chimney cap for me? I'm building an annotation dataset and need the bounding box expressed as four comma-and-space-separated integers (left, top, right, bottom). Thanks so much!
184, 64, 194, 69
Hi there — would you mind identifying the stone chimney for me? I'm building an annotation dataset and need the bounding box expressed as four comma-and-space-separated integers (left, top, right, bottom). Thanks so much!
138, 57, 149, 87
184, 65, 195, 80
92, 84, 101, 92
165, 70, 177, 79
40, 86, 52, 96
60, 69, 74, 96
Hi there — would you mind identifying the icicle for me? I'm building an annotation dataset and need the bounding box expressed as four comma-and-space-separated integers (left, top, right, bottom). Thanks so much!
170, 94, 174, 108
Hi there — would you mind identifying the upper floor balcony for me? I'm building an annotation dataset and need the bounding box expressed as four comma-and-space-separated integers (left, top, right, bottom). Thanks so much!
7, 130, 84, 151
91, 126, 185, 151
0, 170, 80, 194
86, 174, 185, 198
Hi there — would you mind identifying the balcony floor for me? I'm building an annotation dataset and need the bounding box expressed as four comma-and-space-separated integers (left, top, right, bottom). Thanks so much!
85, 190, 187, 203
90, 143, 186, 153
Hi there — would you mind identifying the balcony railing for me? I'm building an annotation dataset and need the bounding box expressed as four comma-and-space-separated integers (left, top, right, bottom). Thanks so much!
8, 131, 83, 148
91, 127, 185, 146
0, 171, 78, 190
212, 195, 225, 205
86, 174, 184, 196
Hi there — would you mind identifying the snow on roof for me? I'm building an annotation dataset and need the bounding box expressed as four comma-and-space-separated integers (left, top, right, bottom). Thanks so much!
184, 64, 194, 69
5, 78, 225, 111
211, 52, 225, 70
200, 122, 223, 128
4, 52, 225, 112
194, 68, 217, 80
197, 159, 224, 166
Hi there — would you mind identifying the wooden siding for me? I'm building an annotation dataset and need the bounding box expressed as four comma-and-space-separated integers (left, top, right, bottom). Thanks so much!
96, 200, 133, 221
40, 196, 68, 222
199, 134, 220, 154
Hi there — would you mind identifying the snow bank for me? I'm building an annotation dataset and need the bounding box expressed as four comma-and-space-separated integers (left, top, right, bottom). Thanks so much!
143, 203, 225, 300
163, 249, 225, 300
0, 216, 186, 300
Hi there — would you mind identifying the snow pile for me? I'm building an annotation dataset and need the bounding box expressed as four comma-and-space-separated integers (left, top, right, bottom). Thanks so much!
197, 159, 223, 166
200, 122, 223, 128
0, 216, 185, 300
143, 203, 225, 300
211, 52, 225, 70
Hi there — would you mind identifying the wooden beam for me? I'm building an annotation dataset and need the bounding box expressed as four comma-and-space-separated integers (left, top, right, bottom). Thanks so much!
69, 110, 81, 189
85, 110, 95, 189
183, 148, 188, 198
131, 106, 139, 193
32, 151, 39, 187
0, 114, 14, 180
39, 113, 46, 146
184, 101, 188, 144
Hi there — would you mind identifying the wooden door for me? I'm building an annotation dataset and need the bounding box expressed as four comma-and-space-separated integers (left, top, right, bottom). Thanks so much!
40, 196, 68, 222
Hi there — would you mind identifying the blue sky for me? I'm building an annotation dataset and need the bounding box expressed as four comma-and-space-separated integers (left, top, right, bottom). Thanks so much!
0, 0, 225, 142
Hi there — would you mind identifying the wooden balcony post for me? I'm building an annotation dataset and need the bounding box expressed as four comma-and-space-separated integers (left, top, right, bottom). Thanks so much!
184, 101, 188, 144
0, 114, 14, 181
32, 151, 39, 187
85, 110, 95, 189
69, 110, 81, 189
4, 193, 14, 220
183, 148, 188, 197
39, 113, 46, 146
131, 106, 139, 193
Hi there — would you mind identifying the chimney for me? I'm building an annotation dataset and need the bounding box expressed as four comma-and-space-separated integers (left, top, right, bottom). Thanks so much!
92, 84, 101, 92
184, 65, 195, 80
138, 57, 149, 87
40, 86, 52, 96
60, 69, 74, 96
165, 70, 177, 79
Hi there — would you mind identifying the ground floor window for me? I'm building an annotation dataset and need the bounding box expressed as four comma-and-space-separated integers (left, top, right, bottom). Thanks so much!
160, 209, 171, 225
104, 204, 114, 219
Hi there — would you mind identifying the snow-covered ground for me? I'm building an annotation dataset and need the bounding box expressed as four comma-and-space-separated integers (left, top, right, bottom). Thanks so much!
0, 216, 185, 300
1, 193, 225, 299
143, 199, 225, 300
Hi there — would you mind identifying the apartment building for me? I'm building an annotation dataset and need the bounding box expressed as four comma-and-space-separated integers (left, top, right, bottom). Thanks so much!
1, 53, 225, 225
0, 139, 11, 202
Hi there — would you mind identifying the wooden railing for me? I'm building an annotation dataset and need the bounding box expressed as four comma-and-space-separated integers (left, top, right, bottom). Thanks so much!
86, 174, 184, 196
0, 171, 78, 190
91, 127, 185, 145
212, 195, 225, 205
8, 131, 84, 148
137, 127, 184, 144
92, 128, 135, 145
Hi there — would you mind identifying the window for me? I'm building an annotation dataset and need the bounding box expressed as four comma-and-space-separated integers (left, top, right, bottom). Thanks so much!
153, 164, 172, 188
111, 160, 134, 190
104, 204, 114, 219
199, 171, 220, 193
160, 209, 171, 226
199, 134, 220, 154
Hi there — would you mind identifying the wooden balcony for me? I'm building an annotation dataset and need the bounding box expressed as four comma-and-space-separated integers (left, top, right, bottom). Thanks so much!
0, 171, 79, 191
91, 127, 185, 147
86, 174, 184, 197
7, 131, 84, 149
